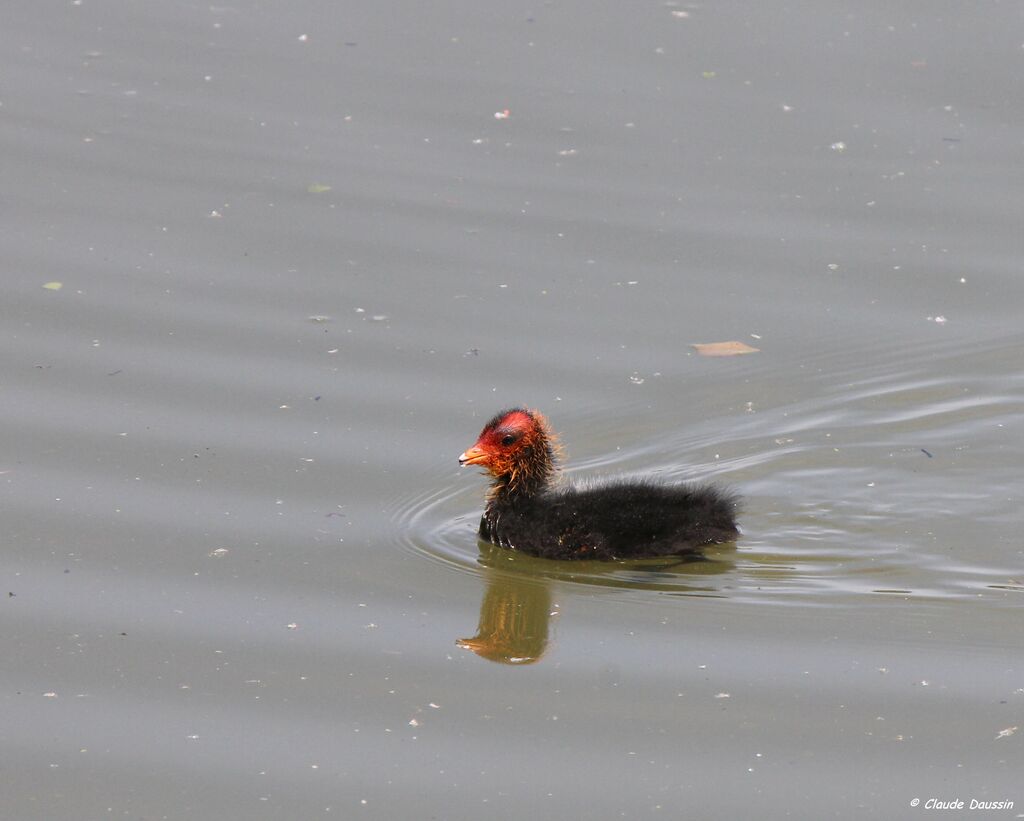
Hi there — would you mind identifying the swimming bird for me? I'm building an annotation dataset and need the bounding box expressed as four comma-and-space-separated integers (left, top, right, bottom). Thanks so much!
459, 408, 739, 560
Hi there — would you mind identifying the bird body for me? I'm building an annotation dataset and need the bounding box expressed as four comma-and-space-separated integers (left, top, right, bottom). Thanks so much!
460, 408, 739, 560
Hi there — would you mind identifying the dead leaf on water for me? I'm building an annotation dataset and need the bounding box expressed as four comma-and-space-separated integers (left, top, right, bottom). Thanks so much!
692, 340, 760, 357
307, 183, 332, 193
43, 281, 63, 291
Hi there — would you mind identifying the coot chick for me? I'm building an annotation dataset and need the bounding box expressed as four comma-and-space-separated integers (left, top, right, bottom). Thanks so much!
459, 408, 739, 560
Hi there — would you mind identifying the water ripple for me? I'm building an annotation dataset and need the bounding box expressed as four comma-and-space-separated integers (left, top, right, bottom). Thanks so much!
389, 468, 740, 598
394, 335, 1024, 606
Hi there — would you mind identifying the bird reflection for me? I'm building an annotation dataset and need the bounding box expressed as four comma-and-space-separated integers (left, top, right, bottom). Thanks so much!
457, 542, 734, 665
456, 552, 552, 665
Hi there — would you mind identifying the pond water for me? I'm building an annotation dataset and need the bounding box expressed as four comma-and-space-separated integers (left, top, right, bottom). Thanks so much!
3, 2, 1021, 819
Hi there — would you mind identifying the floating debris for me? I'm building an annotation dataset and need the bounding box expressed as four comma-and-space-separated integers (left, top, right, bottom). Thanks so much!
692, 341, 760, 357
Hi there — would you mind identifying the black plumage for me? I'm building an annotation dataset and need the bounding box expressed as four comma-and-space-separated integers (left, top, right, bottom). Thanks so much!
459, 408, 739, 560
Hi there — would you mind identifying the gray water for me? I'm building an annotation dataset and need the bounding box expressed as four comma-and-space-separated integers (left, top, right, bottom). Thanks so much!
3, 2, 1022, 819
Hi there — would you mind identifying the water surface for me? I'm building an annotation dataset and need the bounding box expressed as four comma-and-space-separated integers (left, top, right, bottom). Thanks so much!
3, 2, 1022, 819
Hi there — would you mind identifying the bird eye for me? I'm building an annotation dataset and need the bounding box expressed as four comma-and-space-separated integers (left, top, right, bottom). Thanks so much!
500, 434, 517, 446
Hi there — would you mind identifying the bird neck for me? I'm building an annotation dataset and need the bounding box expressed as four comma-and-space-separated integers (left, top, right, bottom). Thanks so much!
488, 446, 556, 500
